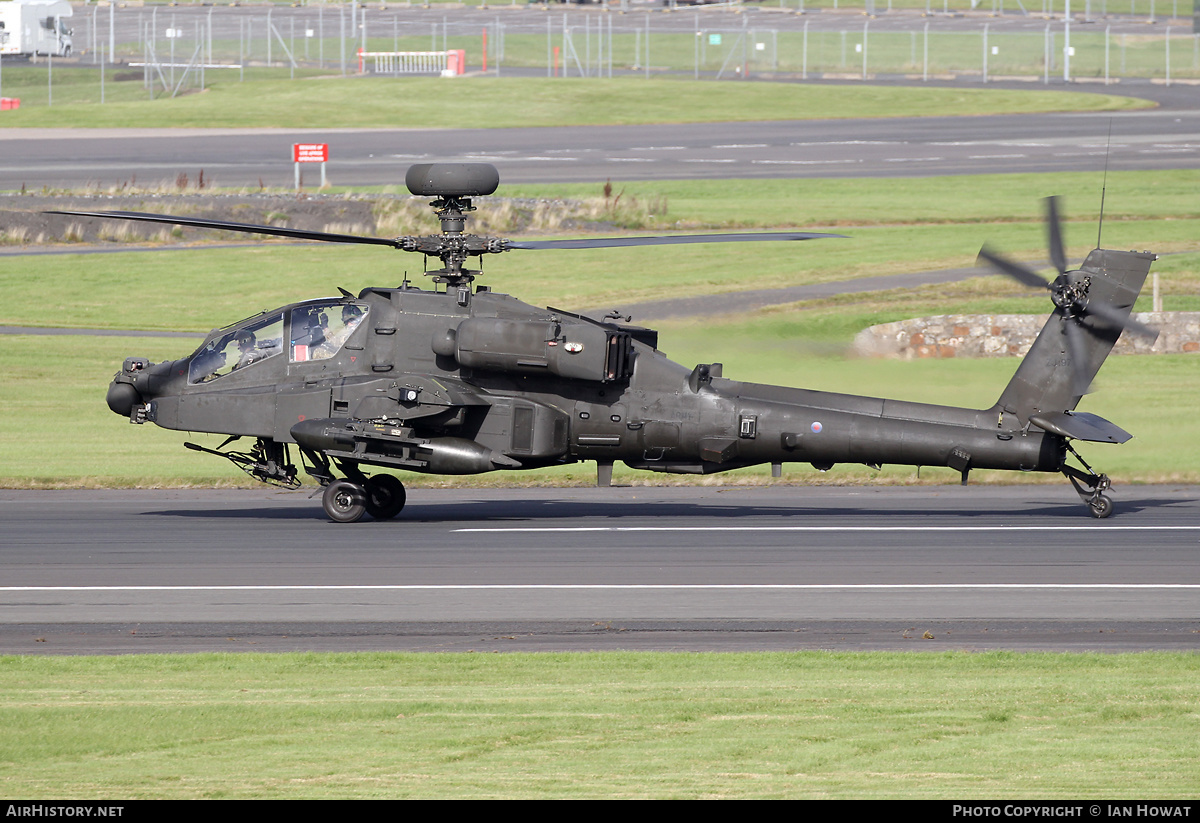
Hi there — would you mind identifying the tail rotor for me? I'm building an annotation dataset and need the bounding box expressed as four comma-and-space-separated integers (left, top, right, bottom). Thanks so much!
976, 196, 1158, 397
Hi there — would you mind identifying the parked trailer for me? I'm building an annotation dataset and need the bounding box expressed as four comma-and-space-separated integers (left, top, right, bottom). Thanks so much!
0, 0, 73, 58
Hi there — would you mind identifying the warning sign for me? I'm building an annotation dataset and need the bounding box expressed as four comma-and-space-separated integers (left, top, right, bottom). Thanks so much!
293, 143, 329, 163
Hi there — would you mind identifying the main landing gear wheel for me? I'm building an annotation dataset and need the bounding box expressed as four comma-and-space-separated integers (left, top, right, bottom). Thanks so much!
364, 474, 406, 520
322, 479, 367, 523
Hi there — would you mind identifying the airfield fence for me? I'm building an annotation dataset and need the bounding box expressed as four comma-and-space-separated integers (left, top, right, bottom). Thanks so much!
2, 2, 1198, 107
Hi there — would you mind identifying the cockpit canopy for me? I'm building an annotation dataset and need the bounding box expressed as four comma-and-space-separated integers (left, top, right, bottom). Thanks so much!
189, 300, 368, 384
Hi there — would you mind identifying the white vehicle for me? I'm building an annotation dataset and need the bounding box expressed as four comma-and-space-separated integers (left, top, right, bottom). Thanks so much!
0, 0, 74, 58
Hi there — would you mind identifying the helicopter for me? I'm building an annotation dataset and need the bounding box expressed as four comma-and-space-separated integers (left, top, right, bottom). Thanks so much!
52, 163, 1157, 522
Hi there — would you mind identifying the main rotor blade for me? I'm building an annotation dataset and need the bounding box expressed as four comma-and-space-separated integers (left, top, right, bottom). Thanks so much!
1083, 299, 1160, 342
1045, 196, 1068, 276
506, 231, 846, 251
46, 210, 404, 248
976, 246, 1051, 291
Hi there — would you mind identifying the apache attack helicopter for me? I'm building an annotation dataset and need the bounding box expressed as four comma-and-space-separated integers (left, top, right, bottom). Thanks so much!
53, 163, 1157, 522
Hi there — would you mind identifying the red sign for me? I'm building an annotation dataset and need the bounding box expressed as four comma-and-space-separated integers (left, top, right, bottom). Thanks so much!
293, 143, 329, 163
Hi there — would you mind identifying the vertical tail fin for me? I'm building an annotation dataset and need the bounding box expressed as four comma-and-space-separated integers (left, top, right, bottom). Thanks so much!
995, 248, 1155, 421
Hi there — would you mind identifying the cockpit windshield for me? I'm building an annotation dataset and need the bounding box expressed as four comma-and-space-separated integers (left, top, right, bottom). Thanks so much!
289, 302, 368, 363
188, 313, 284, 384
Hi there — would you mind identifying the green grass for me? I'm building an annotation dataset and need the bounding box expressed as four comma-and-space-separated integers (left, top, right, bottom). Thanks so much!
1, 651, 1197, 799
504, 169, 1200, 228
0, 74, 1151, 129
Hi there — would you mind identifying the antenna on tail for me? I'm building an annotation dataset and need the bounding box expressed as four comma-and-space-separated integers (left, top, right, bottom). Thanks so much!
1097, 119, 1113, 250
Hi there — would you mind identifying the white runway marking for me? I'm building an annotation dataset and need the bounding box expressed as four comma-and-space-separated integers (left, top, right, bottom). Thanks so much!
752, 159, 862, 165
4, 584, 1199, 592
795, 141, 897, 146
454, 525, 1200, 533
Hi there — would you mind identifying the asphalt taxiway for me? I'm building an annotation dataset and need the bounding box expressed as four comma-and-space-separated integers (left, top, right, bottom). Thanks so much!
2, 485, 1197, 653
5, 106, 1199, 191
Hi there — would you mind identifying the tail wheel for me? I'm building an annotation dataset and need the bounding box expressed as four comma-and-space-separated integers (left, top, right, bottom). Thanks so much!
364, 474, 406, 520
322, 479, 366, 523
1089, 494, 1113, 519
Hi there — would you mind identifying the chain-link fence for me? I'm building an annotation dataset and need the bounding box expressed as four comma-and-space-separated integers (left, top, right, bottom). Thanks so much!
2, 3, 1197, 107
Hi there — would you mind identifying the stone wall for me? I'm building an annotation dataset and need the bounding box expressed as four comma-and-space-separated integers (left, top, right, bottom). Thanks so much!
852, 312, 1200, 359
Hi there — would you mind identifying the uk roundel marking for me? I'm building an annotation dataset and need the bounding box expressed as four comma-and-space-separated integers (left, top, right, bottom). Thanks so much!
811, 421, 823, 434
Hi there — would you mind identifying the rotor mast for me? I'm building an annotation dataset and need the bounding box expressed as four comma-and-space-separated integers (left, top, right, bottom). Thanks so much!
400, 163, 506, 288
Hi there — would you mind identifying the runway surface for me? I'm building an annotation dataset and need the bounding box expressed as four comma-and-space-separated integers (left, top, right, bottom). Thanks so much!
4, 105, 1199, 190
2, 485, 1197, 653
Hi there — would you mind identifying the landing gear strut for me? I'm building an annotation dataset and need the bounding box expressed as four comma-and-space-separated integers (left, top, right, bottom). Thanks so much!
1062, 443, 1113, 519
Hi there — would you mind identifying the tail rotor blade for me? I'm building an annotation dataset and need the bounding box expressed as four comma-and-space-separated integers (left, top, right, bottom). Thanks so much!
1045, 196, 1068, 277
976, 246, 1052, 291
1062, 317, 1093, 397
1084, 299, 1161, 343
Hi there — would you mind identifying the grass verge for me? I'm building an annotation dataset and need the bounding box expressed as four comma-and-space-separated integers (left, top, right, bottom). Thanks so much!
0, 75, 1152, 129
1, 651, 1197, 799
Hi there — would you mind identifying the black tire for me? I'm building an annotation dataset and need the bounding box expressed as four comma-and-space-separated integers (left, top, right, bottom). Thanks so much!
1089, 495, 1113, 519
364, 474, 406, 520
323, 480, 367, 523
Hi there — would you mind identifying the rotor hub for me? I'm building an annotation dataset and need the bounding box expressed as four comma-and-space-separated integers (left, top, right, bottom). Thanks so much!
1052, 275, 1091, 315
400, 164, 506, 287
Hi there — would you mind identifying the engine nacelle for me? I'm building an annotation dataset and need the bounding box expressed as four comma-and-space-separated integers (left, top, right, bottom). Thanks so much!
438, 318, 634, 383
